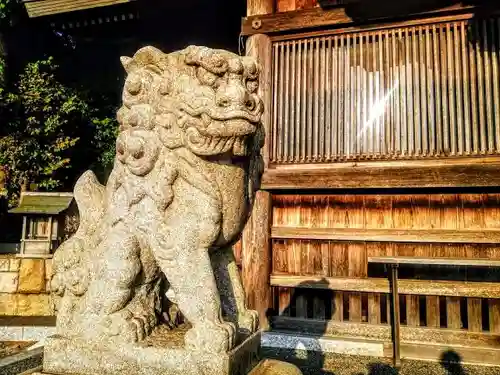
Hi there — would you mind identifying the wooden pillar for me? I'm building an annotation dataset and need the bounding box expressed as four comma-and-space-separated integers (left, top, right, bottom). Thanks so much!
246, 34, 272, 169
20, 216, 27, 255
242, 191, 272, 329
47, 216, 53, 253
244, 31, 274, 328
247, 0, 274, 16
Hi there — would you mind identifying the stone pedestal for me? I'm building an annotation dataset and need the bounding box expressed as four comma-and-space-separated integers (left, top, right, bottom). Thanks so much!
33, 330, 262, 375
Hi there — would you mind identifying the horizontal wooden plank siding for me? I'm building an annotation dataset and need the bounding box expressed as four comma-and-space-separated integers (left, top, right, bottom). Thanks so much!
272, 227, 500, 244
272, 316, 500, 347
23, 0, 133, 17
271, 275, 500, 298
261, 157, 500, 189
268, 193, 500, 354
369, 256, 500, 267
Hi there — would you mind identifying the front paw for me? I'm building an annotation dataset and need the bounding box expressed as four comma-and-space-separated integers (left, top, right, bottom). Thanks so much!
185, 321, 236, 353
238, 309, 259, 334
50, 273, 65, 296
65, 268, 89, 296
102, 308, 157, 343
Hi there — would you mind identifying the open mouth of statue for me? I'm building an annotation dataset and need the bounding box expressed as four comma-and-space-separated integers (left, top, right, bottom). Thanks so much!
185, 126, 251, 156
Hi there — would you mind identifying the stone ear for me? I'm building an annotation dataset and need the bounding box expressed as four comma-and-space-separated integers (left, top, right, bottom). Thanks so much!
120, 56, 133, 73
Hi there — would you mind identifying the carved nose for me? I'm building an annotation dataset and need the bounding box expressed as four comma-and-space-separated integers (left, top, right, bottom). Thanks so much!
215, 83, 256, 111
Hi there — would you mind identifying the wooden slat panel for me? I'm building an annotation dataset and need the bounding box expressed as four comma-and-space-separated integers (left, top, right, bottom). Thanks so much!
270, 275, 500, 298
467, 298, 483, 332
248, 0, 274, 16
406, 295, 420, 326
426, 296, 440, 328
272, 226, 500, 244
489, 299, 500, 333
276, 0, 296, 12
267, 18, 500, 165
313, 295, 326, 320
24, 0, 131, 17
295, 293, 307, 318
368, 293, 381, 324
484, 194, 500, 229
348, 243, 364, 322
329, 242, 348, 277
271, 316, 500, 347
446, 296, 462, 329
278, 287, 292, 315
332, 291, 343, 321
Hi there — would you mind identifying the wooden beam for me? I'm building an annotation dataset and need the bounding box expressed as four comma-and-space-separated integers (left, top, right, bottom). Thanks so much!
242, 3, 475, 35
271, 316, 500, 348
0, 316, 56, 326
369, 256, 500, 267
270, 275, 500, 298
247, 0, 274, 16
23, 0, 132, 18
246, 34, 272, 169
394, 342, 500, 366
261, 157, 500, 190
242, 191, 272, 329
272, 227, 500, 244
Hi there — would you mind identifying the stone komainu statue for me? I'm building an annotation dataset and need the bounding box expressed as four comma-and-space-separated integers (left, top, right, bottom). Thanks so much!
50, 45, 264, 354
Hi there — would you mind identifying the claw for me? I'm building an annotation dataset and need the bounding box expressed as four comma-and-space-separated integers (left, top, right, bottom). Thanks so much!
131, 318, 145, 341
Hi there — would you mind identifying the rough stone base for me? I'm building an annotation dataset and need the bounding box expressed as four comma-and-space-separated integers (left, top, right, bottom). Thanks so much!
34, 330, 261, 375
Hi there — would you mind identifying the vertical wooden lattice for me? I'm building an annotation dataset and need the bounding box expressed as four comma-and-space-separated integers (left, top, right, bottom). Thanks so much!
271, 18, 500, 163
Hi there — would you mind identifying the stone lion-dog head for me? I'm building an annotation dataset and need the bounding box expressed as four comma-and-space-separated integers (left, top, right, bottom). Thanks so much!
116, 45, 265, 170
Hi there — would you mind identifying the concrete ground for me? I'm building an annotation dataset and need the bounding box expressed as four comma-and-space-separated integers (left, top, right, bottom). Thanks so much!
262, 348, 500, 375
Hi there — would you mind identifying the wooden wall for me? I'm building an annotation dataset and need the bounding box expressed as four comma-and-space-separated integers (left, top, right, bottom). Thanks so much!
276, 0, 318, 13
268, 193, 500, 360
243, 0, 500, 364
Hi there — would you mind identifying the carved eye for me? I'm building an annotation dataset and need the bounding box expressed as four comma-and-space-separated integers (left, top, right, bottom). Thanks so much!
126, 76, 142, 95
197, 67, 218, 87
246, 80, 258, 93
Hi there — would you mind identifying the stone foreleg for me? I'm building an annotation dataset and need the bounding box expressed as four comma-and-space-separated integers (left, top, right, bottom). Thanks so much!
211, 247, 259, 337
137, 180, 236, 353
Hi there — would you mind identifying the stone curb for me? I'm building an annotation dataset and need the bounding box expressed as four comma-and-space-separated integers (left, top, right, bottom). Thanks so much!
0, 346, 43, 375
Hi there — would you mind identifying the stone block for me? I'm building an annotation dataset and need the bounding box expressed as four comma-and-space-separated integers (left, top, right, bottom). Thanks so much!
22, 326, 56, 341
0, 326, 23, 340
18, 259, 46, 293
44, 259, 53, 280
15, 294, 54, 316
9, 258, 21, 272
42, 331, 261, 375
0, 294, 17, 315
0, 293, 53, 316
0, 258, 10, 271
0, 271, 19, 293
248, 360, 302, 375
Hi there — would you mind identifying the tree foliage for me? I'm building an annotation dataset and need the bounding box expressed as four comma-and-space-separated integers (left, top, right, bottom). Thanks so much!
0, 57, 118, 206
